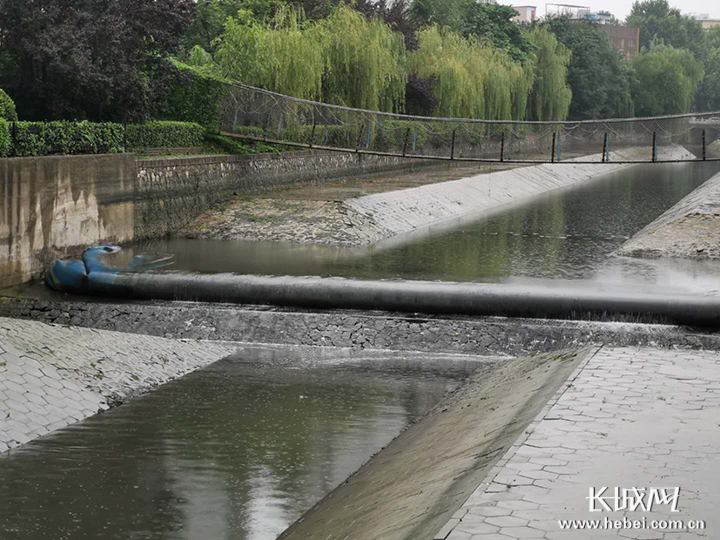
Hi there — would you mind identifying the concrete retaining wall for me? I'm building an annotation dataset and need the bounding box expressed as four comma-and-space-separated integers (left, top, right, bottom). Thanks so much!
346, 145, 696, 240
0, 154, 136, 289
0, 151, 438, 286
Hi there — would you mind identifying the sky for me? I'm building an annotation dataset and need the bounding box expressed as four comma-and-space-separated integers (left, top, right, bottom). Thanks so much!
528, 1, 720, 22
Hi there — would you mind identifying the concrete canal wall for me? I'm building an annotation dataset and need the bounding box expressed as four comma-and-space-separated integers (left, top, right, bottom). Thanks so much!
0, 151, 438, 288
619, 169, 720, 259
0, 154, 137, 289
0, 316, 234, 451
345, 145, 696, 242
0, 144, 696, 288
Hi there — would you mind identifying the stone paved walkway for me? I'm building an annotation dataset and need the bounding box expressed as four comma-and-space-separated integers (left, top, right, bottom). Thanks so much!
435, 346, 720, 540
0, 318, 234, 452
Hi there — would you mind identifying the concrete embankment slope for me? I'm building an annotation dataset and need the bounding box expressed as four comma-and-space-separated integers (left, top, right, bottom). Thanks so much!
619, 169, 720, 259
346, 146, 695, 241
0, 318, 234, 451
279, 347, 593, 540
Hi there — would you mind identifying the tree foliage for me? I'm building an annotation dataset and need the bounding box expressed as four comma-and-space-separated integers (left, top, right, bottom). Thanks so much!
0, 0, 194, 121
526, 27, 572, 121
697, 27, 720, 112
216, 6, 326, 100
183, 0, 277, 53
0, 89, 17, 121
320, 4, 407, 111
632, 40, 704, 116
461, 3, 533, 63
409, 0, 471, 32
215, 4, 406, 111
627, 0, 707, 61
542, 17, 634, 120
410, 26, 533, 120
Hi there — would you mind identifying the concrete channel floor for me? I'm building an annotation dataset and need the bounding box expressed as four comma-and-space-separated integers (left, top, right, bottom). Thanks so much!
436, 346, 720, 540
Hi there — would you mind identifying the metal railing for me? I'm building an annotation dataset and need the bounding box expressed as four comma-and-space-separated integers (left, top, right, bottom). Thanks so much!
218, 81, 720, 164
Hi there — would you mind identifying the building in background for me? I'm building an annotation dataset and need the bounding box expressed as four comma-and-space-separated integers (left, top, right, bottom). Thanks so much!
511, 5, 537, 22
688, 13, 720, 30
544, 4, 615, 24
599, 25, 640, 60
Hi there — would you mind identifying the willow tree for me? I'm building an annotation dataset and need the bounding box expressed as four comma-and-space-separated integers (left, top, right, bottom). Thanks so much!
320, 4, 407, 112
215, 7, 326, 100
410, 26, 532, 120
526, 27, 572, 121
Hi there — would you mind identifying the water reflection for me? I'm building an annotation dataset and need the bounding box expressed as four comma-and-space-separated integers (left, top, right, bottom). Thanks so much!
0, 346, 487, 540
127, 162, 720, 293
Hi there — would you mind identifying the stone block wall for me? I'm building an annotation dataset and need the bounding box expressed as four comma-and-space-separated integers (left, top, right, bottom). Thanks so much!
134, 150, 437, 239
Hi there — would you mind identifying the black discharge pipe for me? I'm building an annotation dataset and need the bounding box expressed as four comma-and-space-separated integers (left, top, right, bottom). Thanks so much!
89, 273, 720, 327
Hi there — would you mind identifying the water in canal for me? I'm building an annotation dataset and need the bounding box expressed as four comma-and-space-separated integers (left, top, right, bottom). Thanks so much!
126, 162, 720, 294
0, 346, 488, 540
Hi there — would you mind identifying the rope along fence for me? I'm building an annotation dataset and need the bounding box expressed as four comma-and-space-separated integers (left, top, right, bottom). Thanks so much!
219, 82, 720, 164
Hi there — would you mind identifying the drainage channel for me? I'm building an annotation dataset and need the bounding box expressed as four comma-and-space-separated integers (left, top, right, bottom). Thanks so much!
122, 161, 720, 293
0, 345, 495, 540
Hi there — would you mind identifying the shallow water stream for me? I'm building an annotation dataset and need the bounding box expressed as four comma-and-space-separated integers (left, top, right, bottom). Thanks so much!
0, 346, 488, 540
128, 162, 720, 294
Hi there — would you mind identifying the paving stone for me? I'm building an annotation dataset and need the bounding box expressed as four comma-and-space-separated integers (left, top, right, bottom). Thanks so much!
0, 317, 235, 452
437, 347, 720, 539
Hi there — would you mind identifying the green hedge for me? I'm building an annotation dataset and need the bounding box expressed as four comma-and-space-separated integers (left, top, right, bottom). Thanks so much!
0, 119, 10, 157
0, 120, 208, 157
125, 121, 205, 149
0, 89, 17, 122
9, 121, 124, 157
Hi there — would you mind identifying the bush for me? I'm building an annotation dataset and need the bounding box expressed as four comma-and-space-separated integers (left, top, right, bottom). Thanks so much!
9, 121, 124, 157
0, 119, 10, 157
0, 89, 18, 122
125, 121, 205, 149
162, 60, 226, 130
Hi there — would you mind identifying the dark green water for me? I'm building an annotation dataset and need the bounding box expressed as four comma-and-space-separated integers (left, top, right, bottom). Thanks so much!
0, 346, 488, 540
128, 162, 720, 294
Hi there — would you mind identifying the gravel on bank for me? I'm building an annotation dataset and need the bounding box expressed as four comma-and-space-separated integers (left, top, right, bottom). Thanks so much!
181, 197, 387, 246
619, 169, 720, 260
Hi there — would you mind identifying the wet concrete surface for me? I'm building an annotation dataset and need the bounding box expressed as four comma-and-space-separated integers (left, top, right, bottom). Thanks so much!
127, 162, 720, 294
0, 344, 493, 540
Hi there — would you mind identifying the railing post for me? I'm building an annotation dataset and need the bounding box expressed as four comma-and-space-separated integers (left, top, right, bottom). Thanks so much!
652, 131, 657, 163
602, 133, 609, 163
703, 129, 707, 161
356, 123, 365, 152
551, 132, 557, 163
309, 119, 316, 148
402, 127, 410, 156
500, 132, 505, 162
366, 125, 372, 149
451, 129, 456, 160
